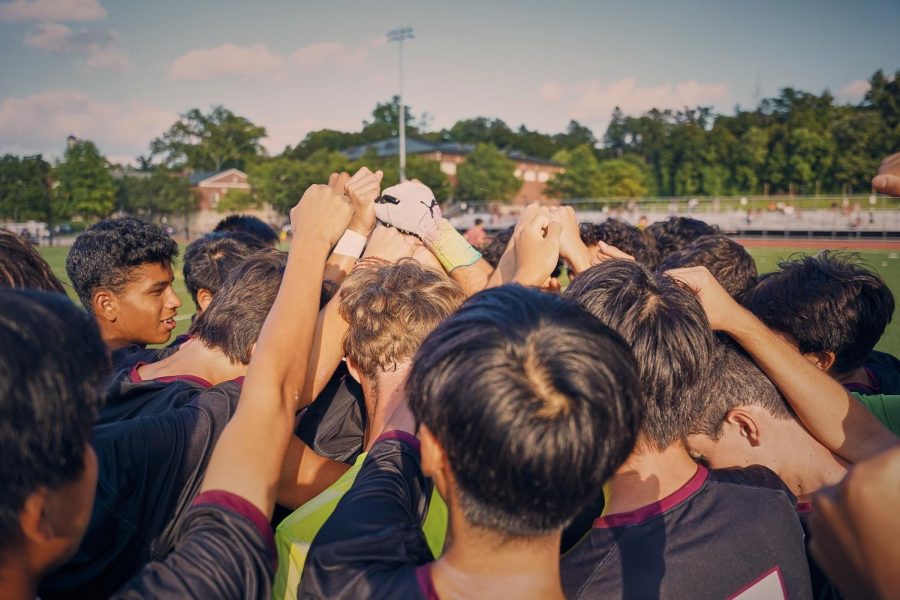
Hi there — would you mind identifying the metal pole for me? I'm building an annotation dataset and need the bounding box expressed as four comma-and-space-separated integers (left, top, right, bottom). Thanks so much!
398, 37, 405, 181
387, 27, 414, 182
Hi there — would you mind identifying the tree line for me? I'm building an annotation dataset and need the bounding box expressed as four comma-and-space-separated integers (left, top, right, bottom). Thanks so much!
0, 69, 896, 225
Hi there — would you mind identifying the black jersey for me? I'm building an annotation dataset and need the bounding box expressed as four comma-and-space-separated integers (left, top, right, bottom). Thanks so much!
561, 465, 813, 600
300, 432, 436, 599
111, 490, 276, 599
41, 378, 243, 599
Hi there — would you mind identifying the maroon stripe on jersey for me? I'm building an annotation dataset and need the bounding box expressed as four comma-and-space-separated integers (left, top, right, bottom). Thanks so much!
593, 464, 709, 528
129, 362, 212, 388
416, 564, 440, 600
376, 430, 421, 451
192, 490, 276, 567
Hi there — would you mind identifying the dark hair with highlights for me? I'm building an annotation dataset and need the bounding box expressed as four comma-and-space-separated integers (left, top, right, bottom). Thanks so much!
213, 214, 278, 247
657, 234, 757, 299
565, 259, 713, 449
742, 251, 895, 374
580, 219, 660, 269
0, 228, 65, 293
183, 231, 267, 309
66, 217, 178, 312
646, 216, 719, 260
0, 290, 107, 552
190, 248, 287, 365
407, 285, 642, 537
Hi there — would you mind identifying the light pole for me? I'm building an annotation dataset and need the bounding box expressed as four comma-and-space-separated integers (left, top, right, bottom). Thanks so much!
387, 26, 414, 181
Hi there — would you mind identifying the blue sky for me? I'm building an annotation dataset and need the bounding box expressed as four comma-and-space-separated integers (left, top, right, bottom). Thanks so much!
0, 0, 897, 164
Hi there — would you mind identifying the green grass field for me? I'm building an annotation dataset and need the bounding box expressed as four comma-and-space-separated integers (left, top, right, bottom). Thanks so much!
37, 244, 900, 356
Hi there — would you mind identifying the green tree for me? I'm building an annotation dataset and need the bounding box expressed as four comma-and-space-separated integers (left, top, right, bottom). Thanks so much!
455, 144, 519, 203
217, 189, 258, 212
150, 105, 267, 171
250, 151, 350, 214
116, 169, 195, 221
546, 145, 604, 198
54, 140, 115, 218
597, 159, 649, 197
405, 155, 452, 201
0, 154, 55, 224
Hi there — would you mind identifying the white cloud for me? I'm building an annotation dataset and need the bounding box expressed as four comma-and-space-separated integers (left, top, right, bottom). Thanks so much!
169, 43, 286, 81
539, 80, 564, 103
0, 0, 105, 22
290, 41, 368, 69
0, 90, 175, 159
837, 79, 870, 102
259, 116, 323, 155
564, 77, 729, 120
24, 23, 131, 70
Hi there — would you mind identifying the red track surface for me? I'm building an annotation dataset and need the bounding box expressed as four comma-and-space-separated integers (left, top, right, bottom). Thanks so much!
737, 238, 900, 250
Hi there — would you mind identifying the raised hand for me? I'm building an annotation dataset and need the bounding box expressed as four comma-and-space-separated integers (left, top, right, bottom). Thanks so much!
664, 265, 737, 331
345, 167, 384, 236
362, 224, 417, 262
549, 206, 592, 274
374, 181, 442, 240
327, 172, 352, 196
513, 211, 562, 287
592, 240, 635, 264
873, 152, 900, 197
290, 184, 355, 250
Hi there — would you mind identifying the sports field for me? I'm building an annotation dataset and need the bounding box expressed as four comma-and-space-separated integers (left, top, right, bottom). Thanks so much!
38, 242, 900, 356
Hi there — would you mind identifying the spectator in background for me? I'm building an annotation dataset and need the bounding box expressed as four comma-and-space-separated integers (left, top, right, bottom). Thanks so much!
657, 234, 757, 299
214, 214, 279, 247
463, 217, 488, 248
65, 217, 181, 356
743, 252, 899, 394
646, 216, 719, 259
0, 228, 66, 293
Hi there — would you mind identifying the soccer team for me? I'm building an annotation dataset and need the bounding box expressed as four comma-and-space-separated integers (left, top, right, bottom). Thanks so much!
1, 163, 899, 599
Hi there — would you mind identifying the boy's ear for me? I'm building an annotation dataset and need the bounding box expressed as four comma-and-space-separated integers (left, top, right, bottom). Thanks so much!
725, 408, 762, 447
92, 290, 118, 323
419, 424, 452, 492
345, 357, 361, 384
19, 488, 53, 544
196, 289, 214, 312
804, 350, 837, 372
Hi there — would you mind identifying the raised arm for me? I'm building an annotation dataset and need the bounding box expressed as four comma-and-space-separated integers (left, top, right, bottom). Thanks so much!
200, 184, 354, 516
667, 266, 899, 463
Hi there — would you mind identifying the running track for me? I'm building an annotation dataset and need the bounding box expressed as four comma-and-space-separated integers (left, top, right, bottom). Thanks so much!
737, 238, 900, 250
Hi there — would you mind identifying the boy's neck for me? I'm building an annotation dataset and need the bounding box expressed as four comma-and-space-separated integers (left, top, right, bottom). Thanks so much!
432, 519, 564, 600
137, 337, 247, 386
776, 421, 850, 501
602, 438, 700, 517
0, 552, 38, 600
363, 365, 410, 452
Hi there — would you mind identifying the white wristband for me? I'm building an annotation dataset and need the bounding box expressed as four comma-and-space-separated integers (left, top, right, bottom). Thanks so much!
333, 229, 368, 258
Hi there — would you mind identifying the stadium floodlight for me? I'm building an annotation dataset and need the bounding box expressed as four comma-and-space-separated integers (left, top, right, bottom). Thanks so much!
387, 27, 414, 181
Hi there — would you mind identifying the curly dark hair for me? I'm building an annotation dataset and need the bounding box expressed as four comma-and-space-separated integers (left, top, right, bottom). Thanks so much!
0, 290, 107, 552
0, 228, 65, 293
657, 234, 757, 299
646, 217, 719, 260
742, 251, 895, 374
66, 217, 178, 311
213, 214, 278, 247
481, 226, 514, 268
580, 219, 660, 269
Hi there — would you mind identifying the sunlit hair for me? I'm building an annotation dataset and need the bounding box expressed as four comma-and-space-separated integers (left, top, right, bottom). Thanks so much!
339, 258, 465, 379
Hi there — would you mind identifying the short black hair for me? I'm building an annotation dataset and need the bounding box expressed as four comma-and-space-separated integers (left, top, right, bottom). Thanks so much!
742, 251, 895, 374
407, 285, 642, 537
213, 214, 278, 247
190, 248, 286, 365
183, 232, 267, 309
646, 216, 719, 259
474, 218, 484, 226
565, 259, 713, 449
0, 228, 65, 294
689, 335, 793, 439
0, 290, 107, 553
66, 217, 178, 311
579, 219, 660, 269
481, 226, 514, 268
657, 234, 758, 299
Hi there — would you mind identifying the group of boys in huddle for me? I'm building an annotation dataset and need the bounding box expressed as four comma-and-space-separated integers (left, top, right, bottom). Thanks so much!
1, 160, 899, 599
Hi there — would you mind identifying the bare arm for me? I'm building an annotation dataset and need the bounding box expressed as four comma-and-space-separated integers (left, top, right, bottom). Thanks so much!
276, 436, 351, 509
200, 184, 354, 516
668, 266, 899, 464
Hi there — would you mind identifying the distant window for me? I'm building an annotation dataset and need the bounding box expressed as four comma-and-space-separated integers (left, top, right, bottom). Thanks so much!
211, 192, 219, 207
538, 170, 550, 183
441, 161, 457, 176
514, 168, 523, 178
524, 170, 537, 182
